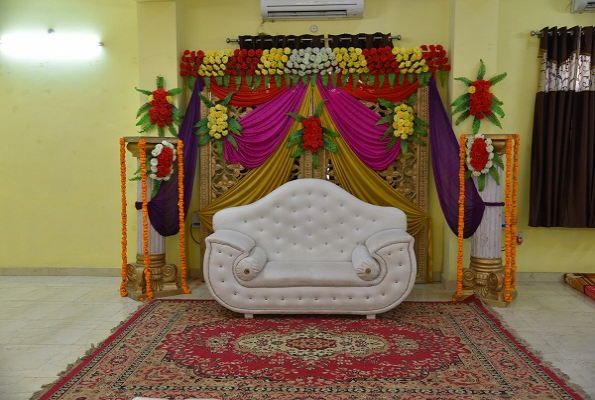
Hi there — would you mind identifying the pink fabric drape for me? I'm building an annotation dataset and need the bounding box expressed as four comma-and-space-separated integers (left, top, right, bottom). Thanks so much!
317, 80, 401, 170
223, 83, 307, 168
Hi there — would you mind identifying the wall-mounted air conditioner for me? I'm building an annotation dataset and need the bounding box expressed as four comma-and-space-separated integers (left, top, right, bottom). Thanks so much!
261, 0, 364, 20
571, 0, 595, 12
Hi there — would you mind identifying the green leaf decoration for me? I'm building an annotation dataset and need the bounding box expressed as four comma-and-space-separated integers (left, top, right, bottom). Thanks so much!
221, 91, 235, 107
215, 75, 223, 87
486, 113, 503, 129
286, 112, 306, 122
406, 93, 417, 105
285, 73, 291, 88
151, 180, 161, 199
290, 147, 305, 158
292, 74, 299, 87
352, 73, 359, 90
156, 76, 164, 88
378, 74, 385, 88
275, 74, 282, 89
407, 73, 415, 85
321, 73, 329, 89
323, 137, 339, 153
187, 76, 196, 91
301, 75, 308, 87
410, 134, 425, 146
313, 99, 327, 118
198, 134, 211, 146
378, 98, 395, 109
492, 153, 505, 169
168, 125, 178, 137
310, 74, 317, 88
452, 101, 472, 116
135, 87, 153, 96
414, 116, 429, 127
223, 74, 230, 89
477, 173, 486, 191
228, 118, 243, 134
136, 112, 151, 127
140, 122, 154, 133
451, 93, 471, 108
380, 126, 395, 141
226, 134, 238, 150
195, 125, 209, 136
322, 127, 340, 137
492, 94, 504, 106
477, 59, 486, 80
454, 110, 471, 126
489, 166, 500, 186
398, 73, 405, 86
204, 77, 211, 92
454, 77, 473, 86
368, 75, 375, 87
341, 73, 349, 88
264, 74, 271, 89
386, 135, 397, 151
489, 72, 508, 86
413, 123, 427, 135
235, 75, 242, 91
465, 170, 473, 180
253, 75, 262, 90
376, 114, 394, 126
168, 87, 184, 96
400, 139, 408, 155
472, 117, 481, 134
331, 73, 338, 89
199, 93, 215, 108
437, 70, 447, 87
312, 152, 319, 169
246, 75, 253, 89
215, 140, 224, 158
388, 73, 396, 88
194, 118, 208, 128
157, 126, 165, 137
287, 130, 304, 147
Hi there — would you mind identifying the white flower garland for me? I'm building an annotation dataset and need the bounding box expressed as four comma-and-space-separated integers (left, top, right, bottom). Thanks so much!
466, 133, 494, 177
284, 47, 339, 76
149, 140, 177, 181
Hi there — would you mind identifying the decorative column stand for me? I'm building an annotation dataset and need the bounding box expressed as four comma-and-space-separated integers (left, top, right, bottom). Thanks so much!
461, 134, 516, 307
124, 137, 183, 300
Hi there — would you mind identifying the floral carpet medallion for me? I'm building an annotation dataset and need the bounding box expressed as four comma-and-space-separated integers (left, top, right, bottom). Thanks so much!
34, 298, 585, 400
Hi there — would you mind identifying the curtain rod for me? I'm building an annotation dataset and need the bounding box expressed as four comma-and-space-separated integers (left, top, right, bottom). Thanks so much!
226, 34, 402, 44
530, 30, 583, 37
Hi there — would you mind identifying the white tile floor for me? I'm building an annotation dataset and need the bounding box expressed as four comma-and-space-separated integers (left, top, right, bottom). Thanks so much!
0, 276, 593, 400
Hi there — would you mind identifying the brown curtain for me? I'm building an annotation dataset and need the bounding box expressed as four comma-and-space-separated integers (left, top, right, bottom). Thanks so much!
239, 34, 325, 50
529, 26, 595, 227
327, 32, 393, 48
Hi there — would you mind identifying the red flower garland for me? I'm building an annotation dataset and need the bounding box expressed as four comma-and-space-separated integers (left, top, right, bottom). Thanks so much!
469, 80, 493, 120
302, 116, 324, 153
468, 137, 490, 171
148, 88, 174, 128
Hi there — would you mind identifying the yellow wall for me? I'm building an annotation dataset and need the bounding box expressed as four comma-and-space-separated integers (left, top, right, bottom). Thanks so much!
1, 0, 594, 279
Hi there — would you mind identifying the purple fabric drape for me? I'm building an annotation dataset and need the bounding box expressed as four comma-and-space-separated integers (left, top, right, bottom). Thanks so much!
141, 79, 204, 237
428, 78, 485, 238
317, 80, 401, 170
223, 83, 307, 168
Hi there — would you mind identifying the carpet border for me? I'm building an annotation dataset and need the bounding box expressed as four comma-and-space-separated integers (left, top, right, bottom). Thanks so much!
30, 297, 588, 400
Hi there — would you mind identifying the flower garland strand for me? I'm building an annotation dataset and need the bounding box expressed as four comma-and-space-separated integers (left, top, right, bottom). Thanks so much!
177, 140, 191, 294
119, 138, 128, 297
451, 59, 507, 134
139, 140, 153, 301
454, 134, 467, 302
504, 136, 513, 302
512, 135, 520, 289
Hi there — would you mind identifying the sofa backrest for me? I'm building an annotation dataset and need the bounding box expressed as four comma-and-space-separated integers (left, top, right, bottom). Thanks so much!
212, 178, 408, 262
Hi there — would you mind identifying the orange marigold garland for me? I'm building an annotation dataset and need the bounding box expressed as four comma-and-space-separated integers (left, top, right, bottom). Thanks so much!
177, 140, 191, 294
119, 138, 128, 297
504, 136, 513, 302
512, 135, 520, 289
139, 139, 153, 301
453, 134, 467, 302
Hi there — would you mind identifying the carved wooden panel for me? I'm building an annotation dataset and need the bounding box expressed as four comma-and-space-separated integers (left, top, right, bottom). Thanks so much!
198, 87, 430, 283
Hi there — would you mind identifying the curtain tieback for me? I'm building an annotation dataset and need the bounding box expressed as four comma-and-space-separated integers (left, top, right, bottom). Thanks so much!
483, 201, 505, 207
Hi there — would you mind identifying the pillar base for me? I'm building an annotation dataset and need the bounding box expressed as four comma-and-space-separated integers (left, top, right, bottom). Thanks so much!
125, 253, 183, 301
458, 256, 517, 307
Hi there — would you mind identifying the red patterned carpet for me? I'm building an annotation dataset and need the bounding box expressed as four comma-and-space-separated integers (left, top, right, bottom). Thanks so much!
34, 298, 584, 400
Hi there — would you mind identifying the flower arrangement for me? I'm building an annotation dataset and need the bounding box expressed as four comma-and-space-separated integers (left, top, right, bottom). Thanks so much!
194, 92, 243, 157
131, 140, 177, 199
451, 59, 507, 134
179, 44, 451, 90
376, 93, 428, 155
135, 76, 184, 137
465, 133, 504, 191
286, 100, 339, 168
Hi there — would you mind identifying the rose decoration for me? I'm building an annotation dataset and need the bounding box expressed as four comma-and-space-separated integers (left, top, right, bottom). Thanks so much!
451, 59, 507, 134
131, 140, 177, 198
286, 99, 339, 168
465, 133, 504, 191
194, 92, 242, 157
376, 94, 428, 155
135, 76, 183, 137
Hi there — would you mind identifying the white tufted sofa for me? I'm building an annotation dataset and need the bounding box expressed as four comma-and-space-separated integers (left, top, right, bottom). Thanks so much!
203, 178, 417, 319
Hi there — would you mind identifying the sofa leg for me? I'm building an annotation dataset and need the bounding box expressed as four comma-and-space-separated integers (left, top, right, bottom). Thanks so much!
366, 314, 376, 320
244, 313, 254, 319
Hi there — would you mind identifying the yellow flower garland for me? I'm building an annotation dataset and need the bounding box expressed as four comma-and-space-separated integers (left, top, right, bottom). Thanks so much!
177, 140, 191, 294
119, 138, 128, 297
139, 139, 153, 301
454, 134, 467, 302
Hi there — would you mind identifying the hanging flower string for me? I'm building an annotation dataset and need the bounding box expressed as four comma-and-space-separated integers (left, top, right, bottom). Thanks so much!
454, 134, 467, 302
465, 133, 504, 191
286, 99, 339, 169
504, 136, 513, 302
135, 76, 184, 137
119, 138, 128, 297
451, 59, 507, 134
512, 135, 520, 289
377, 93, 428, 156
139, 139, 153, 301
177, 140, 191, 294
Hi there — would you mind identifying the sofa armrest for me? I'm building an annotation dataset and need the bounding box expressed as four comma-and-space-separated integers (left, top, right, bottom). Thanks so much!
365, 228, 413, 255
205, 229, 256, 253
351, 245, 381, 281
235, 246, 267, 281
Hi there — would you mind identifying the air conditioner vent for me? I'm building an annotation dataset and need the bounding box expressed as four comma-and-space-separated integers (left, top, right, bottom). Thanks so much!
261, 0, 364, 20
571, 0, 595, 12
